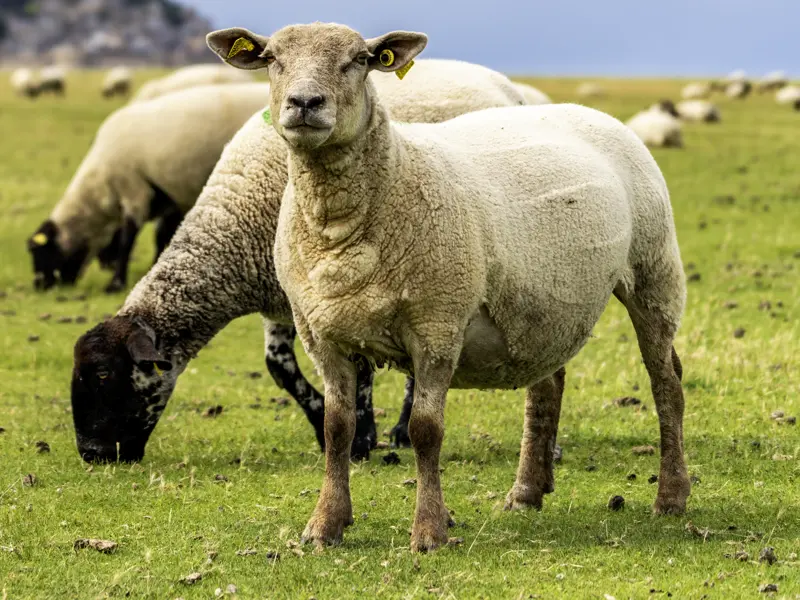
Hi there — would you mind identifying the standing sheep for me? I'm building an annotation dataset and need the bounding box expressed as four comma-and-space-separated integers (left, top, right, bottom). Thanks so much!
206, 23, 690, 551
69, 58, 534, 463
725, 80, 752, 99
775, 85, 800, 105
28, 83, 271, 292
10, 68, 39, 98
131, 64, 255, 102
38, 66, 67, 96
626, 100, 683, 148
676, 100, 720, 122
681, 82, 711, 100
758, 70, 788, 93
102, 67, 133, 98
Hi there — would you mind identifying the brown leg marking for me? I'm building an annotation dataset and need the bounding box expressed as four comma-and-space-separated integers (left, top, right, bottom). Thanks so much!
505, 367, 565, 511
408, 359, 453, 552
617, 291, 690, 515
301, 349, 357, 546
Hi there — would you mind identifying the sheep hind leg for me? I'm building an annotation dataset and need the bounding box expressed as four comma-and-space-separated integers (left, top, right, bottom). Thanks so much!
505, 367, 565, 511
389, 377, 415, 448
615, 288, 690, 515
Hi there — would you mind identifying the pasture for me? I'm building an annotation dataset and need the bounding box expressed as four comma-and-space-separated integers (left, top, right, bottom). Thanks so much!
0, 71, 798, 598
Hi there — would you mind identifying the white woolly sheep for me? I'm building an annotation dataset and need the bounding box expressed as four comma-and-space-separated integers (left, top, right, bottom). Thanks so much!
676, 99, 720, 122
626, 100, 683, 148
576, 82, 605, 97
726, 69, 747, 83
680, 82, 711, 100
514, 82, 552, 105
28, 83, 271, 293
102, 67, 133, 98
131, 64, 255, 102
68, 55, 536, 465
208, 23, 690, 552
725, 80, 752, 99
38, 65, 67, 95
10, 68, 39, 98
775, 85, 800, 105
758, 70, 788, 92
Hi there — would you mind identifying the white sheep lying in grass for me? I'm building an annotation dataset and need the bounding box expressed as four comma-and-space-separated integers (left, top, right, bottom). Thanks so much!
775, 85, 800, 105
68, 56, 536, 465
514, 82, 551, 105
207, 22, 691, 552
626, 100, 683, 148
27, 83, 271, 292
10, 68, 39, 97
131, 64, 254, 102
102, 66, 133, 98
681, 82, 711, 100
676, 99, 720, 122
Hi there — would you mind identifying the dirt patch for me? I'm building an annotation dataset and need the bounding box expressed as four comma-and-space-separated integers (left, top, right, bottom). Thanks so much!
73, 538, 118, 554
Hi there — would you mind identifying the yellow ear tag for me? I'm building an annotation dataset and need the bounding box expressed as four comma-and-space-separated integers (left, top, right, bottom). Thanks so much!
228, 37, 255, 59
32, 233, 48, 245
379, 49, 395, 67
262, 107, 272, 125
395, 60, 414, 80
153, 363, 163, 376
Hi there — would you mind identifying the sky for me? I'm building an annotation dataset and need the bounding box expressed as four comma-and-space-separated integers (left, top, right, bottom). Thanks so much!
183, 0, 799, 77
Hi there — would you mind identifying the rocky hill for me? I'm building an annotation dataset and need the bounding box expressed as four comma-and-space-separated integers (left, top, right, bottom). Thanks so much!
0, 0, 214, 66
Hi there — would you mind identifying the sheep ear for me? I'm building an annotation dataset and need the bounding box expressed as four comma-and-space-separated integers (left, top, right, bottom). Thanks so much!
126, 327, 172, 374
365, 31, 428, 77
206, 28, 271, 70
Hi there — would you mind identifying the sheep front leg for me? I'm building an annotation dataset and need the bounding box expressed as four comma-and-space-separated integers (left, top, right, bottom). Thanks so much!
505, 367, 565, 511
409, 358, 453, 552
105, 217, 140, 293
301, 345, 357, 547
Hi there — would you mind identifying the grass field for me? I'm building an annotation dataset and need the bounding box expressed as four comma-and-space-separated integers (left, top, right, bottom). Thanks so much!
0, 70, 799, 599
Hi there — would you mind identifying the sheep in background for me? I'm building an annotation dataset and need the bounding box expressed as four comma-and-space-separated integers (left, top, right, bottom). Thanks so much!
102, 67, 133, 98
131, 64, 255, 102
676, 100, 720, 122
726, 69, 747, 83
10, 68, 39, 98
514, 82, 551, 105
775, 85, 800, 106
626, 100, 683, 148
576, 82, 605, 98
725, 80, 752, 99
758, 70, 788, 93
681, 82, 711, 100
38, 66, 66, 96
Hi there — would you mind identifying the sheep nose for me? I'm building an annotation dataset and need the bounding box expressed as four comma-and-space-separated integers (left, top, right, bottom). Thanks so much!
288, 93, 326, 110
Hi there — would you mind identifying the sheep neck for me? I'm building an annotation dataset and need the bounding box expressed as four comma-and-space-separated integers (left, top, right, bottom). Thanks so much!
287, 101, 398, 249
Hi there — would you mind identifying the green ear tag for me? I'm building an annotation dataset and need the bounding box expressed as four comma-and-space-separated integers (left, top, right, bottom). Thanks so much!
262, 108, 272, 125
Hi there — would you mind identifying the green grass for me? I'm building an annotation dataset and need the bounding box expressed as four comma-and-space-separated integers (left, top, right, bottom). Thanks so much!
1, 71, 799, 599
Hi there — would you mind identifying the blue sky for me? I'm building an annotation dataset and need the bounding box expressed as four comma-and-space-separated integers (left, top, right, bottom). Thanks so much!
184, 0, 799, 77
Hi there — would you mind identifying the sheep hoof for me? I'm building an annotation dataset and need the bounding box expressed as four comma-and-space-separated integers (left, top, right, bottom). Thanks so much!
653, 495, 688, 516
389, 422, 412, 448
301, 512, 352, 547
410, 524, 448, 553
350, 436, 372, 461
653, 475, 691, 515
504, 486, 544, 511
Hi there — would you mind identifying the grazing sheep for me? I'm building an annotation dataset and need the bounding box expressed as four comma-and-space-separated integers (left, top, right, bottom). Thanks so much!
102, 67, 133, 98
726, 69, 747, 83
676, 100, 720, 122
626, 100, 683, 148
681, 82, 711, 100
10, 68, 39, 98
206, 23, 690, 551
28, 83, 271, 292
38, 66, 66, 96
758, 70, 788, 92
725, 80, 752, 99
131, 64, 255, 102
576, 82, 605, 98
69, 57, 533, 464
514, 82, 551, 105
775, 85, 800, 105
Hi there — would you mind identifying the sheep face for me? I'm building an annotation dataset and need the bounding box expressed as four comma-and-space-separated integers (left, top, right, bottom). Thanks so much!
71, 316, 173, 463
206, 24, 427, 151
27, 220, 89, 290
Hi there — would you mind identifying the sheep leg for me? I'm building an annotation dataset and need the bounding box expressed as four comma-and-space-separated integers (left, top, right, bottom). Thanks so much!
263, 321, 376, 459
409, 358, 453, 552
153, 210, 183, 262
105, 217, 139, 293
505, 367, 565, 511
389, 377, 415, 448
616, 290, 690, 515
301, 345, 357, 547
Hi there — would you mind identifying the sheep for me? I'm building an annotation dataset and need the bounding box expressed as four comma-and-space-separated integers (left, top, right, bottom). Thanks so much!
576, 82, 605, 98
514, 82, 551, 105
68, 56, 534, 465
758, 70, 788, 93
131, 64, 255, 102
10, 68, 39, 98
681, 82, 711, 100
626, 100, 683, 148
775, 85, 800, 105
27, 83, 271, 293
726, 69, 747, 83
725, 80, 752, 99
102, 66, 133, 98
38, 65, 67, 96
202, 23, 690, 552
676, 99, 720, 122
